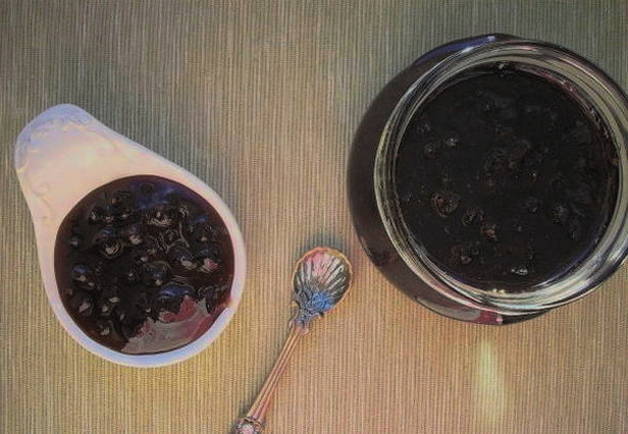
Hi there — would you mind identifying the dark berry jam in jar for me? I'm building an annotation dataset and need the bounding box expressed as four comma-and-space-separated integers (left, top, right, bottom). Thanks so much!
54, 175, 234, 354
349, 35, 628, 324
394, 66, 618, 291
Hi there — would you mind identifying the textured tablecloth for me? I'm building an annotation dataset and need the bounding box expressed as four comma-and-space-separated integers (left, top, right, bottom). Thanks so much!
1, 1, 626, 433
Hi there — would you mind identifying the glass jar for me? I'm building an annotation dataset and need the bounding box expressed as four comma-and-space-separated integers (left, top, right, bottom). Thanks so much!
348, 34, 627, 324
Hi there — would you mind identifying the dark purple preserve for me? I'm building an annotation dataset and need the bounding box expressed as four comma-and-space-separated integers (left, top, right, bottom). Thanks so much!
394, 66, 619, 291
54, 175, 234, 354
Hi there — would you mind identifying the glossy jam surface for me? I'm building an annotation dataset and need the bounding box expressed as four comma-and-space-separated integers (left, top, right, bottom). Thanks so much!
394, 67, 619, 291
54, 176, 234, 354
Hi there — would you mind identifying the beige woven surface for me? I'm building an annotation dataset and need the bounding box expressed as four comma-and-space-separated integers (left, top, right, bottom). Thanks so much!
1, 1, 627, 433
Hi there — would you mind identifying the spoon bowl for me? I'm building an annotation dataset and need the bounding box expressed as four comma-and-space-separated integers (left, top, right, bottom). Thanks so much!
292, 247, 352, 328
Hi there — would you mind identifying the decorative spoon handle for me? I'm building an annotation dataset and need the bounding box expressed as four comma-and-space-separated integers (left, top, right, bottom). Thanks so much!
234, 324, 307, 433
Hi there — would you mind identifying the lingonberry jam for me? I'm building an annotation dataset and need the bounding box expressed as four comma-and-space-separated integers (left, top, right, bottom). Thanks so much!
394, 66, 619, 291
54, 175, 234, 354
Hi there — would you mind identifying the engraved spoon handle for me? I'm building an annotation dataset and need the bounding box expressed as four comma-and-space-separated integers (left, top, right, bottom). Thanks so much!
234, 324, 306, 433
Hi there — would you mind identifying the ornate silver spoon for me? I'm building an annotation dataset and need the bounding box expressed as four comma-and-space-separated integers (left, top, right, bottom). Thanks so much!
234, 247, 352, 433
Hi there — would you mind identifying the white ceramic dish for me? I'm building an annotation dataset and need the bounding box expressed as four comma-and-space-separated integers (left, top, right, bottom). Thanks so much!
14, 104, 246, 367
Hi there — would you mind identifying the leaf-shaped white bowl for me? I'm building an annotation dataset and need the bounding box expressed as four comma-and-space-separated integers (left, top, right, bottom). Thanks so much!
14, 104, 246, 367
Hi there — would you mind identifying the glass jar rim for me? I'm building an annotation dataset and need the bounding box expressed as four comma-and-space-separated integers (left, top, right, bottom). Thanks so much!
374, 38, 628, 314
